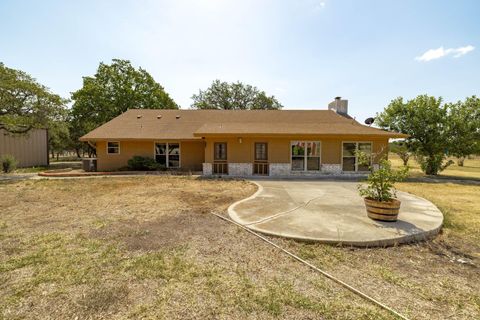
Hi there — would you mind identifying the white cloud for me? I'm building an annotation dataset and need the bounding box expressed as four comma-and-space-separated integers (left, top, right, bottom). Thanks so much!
311, 0, 326, 12
415, 45, 475, 62
452, 45, 475, 57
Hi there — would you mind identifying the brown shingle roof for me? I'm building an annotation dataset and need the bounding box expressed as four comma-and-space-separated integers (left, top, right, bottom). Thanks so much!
79, 109, 407, 141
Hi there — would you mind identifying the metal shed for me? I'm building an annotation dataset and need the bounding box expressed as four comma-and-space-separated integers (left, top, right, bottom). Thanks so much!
0, 127, 48, 167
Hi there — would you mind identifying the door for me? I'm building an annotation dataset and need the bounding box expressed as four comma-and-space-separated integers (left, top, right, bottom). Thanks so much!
253, 142, 269, 175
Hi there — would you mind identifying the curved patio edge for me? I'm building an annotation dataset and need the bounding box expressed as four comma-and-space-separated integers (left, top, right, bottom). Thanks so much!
244, 222, 443, 247
228, 180, 443, 248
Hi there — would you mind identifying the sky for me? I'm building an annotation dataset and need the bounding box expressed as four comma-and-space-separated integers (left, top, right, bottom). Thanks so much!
1, 0, 478, 122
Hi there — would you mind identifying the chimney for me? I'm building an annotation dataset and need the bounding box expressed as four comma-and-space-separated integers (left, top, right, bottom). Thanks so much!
328, 97, 348, 116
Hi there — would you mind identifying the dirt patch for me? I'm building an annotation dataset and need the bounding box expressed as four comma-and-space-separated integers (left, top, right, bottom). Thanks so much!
1, 177, 479, 319
92, 210, 223, 251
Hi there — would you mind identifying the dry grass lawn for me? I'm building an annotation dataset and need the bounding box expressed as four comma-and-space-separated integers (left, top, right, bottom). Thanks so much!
0, 176, 479, 319
389, 153, 480, 180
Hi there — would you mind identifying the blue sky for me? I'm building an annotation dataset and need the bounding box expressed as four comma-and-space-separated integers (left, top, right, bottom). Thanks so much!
1, 0, 478, 122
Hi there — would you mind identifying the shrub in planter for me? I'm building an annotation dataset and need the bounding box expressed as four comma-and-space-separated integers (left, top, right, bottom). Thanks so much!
1, 154, 18, 173
127, 156, 163, 171
357, 152, 409, 221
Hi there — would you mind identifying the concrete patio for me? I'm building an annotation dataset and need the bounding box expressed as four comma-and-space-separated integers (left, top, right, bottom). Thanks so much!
229, 180, 443, 247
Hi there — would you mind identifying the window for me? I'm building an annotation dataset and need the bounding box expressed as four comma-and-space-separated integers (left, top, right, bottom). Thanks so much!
155, 142, 180, 168
291, 141, 305, 171
168, 143, 180, 168
291, 141, 321, 171
107, 142, 120, 154
342, 142, 372, 172
214, 142, 227, 161
255, 143, 268, 161
307, 141, 321, 170
155, 143, 167, 166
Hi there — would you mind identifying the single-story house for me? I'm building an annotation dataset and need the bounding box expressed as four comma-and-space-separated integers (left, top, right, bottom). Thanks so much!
79, 98, 406, 176
0, 126, 49, 168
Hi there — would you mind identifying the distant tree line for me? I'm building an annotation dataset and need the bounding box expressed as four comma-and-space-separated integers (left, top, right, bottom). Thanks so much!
2, 60, 478, 175
377, 95, 480, 175
0, 59, 282, 160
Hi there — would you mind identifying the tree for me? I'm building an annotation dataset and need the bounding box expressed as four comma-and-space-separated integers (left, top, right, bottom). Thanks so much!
447, 96, 480, 166
376, 95, 453, 175
0, 62, 71, 157
389, 141, 411, 166
191, 80, 283, 110
0, 62, 68, 131
70, 59, 178, 144
48, 120, 71, 159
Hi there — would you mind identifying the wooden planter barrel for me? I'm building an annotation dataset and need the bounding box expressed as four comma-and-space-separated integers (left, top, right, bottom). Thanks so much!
364, 197, 401, 222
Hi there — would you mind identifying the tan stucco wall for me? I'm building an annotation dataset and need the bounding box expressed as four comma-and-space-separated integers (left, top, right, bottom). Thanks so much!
96, 140, 205, 171
96, 140, 153, 171
180, 141, 205, 171
204, 136, 389, 164
94, 137, 389, 171
0, 128, 48, 167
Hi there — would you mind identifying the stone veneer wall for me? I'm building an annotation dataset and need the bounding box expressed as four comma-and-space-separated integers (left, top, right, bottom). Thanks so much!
202, 162, 374, 176
202, 163, 212, 175
228, 163, 253, 176
269, 163, 291, 176
321, 164, 342, 174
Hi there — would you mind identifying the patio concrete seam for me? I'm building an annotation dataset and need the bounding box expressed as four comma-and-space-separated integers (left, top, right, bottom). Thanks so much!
244, 195, 324, 226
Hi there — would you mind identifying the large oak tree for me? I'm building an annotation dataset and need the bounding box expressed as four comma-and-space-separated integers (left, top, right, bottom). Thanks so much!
0, 62, 68, 132
191, 80, 283, 110
376, 95, 452, 175
0, 62, 70, 157
70, 59, 178, 145
377, 95, 480, 175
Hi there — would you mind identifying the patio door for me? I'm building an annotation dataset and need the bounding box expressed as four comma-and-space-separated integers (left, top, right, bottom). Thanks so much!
213, 142, 228, 174
253, 142, 269, 175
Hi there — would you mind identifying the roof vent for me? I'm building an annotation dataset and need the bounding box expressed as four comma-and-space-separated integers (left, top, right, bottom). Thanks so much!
137, 115, 142, 119
157, 115, 162, 119
176, 115, 180, 119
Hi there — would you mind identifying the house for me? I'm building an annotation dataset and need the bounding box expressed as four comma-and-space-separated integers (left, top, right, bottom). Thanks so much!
0, 126, 48, 167
79, 98, 406, 176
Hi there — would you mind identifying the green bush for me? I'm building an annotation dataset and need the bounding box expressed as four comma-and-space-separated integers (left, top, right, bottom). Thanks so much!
127, 156, 163, 171
356, 151, 409, 202
1, 154, 18, 173
358, 159, 409, 202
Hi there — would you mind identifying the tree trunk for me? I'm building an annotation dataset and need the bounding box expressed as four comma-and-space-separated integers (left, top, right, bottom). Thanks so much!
75, 147, 81, 158
457, 157, 465, 167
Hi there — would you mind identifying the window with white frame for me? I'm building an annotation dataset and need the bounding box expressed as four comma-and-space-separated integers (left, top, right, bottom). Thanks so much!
342, 142, 372, 172
291, 141, 321, 171
107, 142, 120, 154
155, 142, 180, 168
